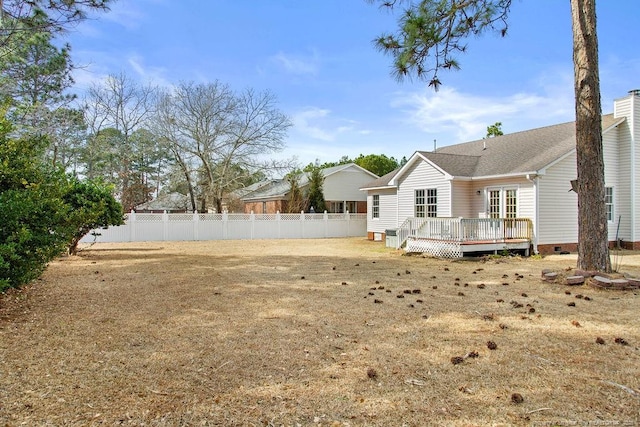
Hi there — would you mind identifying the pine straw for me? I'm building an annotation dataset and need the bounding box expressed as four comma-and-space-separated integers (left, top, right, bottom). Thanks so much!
0, 239, 638, 426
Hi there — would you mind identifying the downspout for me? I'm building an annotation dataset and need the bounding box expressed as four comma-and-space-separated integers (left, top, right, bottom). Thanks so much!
396, 183, 400, 229
526, 174, 539, 254
630, 93, 637, 247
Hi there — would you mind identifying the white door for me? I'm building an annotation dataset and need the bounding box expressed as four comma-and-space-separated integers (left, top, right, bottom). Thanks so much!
487, 188, 517, 218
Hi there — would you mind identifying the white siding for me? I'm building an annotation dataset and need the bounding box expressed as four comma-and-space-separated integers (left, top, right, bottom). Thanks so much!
366, 188, 397, 234
602, 124, 624, 241
633, 95, 640, 241
397, 160, 450, 220
473, 177, 534, 219
451, 180, 473, 217
537, 108, 628, 246
538, 154, 578, 245
613, 119, 632, 241
324, 166, 376, 202
610, 92, 639, 243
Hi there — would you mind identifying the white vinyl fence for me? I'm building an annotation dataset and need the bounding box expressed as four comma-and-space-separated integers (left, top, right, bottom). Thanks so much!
81, 211, 367, 243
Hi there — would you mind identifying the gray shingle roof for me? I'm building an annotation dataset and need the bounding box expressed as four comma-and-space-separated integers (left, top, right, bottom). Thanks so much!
361, 114, 623, 190
241, 179, 290, 201
359, 168, 400, 189
135, 192, 189, 211
429, 114, 620, 177
418, 152, 480, 176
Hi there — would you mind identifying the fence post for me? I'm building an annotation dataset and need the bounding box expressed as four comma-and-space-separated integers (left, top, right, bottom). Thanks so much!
346, 210, 350, 237
163, 210, 169, 240
193, 211, 199, 241
222, 211, 228, 240
129, 210, 136, 242
276, 211, 281, 238
324, 210, 329, 237
301, 210, 305, 238
250, 210, 255, 240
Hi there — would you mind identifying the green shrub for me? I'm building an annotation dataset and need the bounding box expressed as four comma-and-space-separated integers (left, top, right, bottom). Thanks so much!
62, 177, 124, 255
0, 190, 67, 288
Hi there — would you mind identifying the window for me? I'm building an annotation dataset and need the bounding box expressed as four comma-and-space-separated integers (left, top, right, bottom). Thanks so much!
415, 189, 425, 217
372, 195, 379, 218
505, 189, 517, 219
262, 201, 267, 214
487, 187, 517, 218
605, 186, 613, 221
330, 201, 344, 213
426, 189, 437, 217
488, 190, 501, 219
415, 189, 437, 218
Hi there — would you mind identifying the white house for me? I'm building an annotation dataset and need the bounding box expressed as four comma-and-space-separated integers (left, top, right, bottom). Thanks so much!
242, 163, 379, 214
361, 90, 640, 255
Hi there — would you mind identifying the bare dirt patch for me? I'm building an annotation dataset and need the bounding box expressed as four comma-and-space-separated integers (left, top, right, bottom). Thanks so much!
1, 239, 639, 426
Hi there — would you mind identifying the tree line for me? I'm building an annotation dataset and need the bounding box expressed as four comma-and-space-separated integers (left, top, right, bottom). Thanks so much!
0, 1, 295, 289
1, 0, 120, 290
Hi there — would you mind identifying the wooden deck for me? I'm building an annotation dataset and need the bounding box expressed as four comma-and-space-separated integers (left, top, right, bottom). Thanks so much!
459, 238, 531, 255
398, 218, 533, 258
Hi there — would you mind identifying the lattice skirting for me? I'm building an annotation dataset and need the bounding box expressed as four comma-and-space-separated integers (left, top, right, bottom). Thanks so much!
406, 238, 462, 258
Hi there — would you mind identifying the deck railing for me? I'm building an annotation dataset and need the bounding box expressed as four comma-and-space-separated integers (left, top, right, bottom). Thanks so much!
392, 217, 532, 248
395, 217, 431, 249
415, 217, 532, 242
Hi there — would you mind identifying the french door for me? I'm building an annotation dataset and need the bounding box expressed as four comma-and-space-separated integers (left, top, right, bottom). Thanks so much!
487, 187, 518, 239
487, 188, 517, 219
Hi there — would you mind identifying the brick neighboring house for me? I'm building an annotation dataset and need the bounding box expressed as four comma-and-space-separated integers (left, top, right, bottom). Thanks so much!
361, 90, 640, 255
241, 163, 378, 214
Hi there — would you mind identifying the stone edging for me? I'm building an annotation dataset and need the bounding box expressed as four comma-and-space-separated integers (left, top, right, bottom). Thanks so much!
541, 269, 640, 290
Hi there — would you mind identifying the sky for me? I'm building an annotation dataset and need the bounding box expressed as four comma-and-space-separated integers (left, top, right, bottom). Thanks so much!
61, 0, 640, 168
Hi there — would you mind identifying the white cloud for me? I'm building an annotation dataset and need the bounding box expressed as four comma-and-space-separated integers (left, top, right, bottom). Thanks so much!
292, 107, 333, 140
99, 1, 149, 31
128, 55, 172, 88
271, 51, 319, 76
291, 107, 370, 142
71, 65, 109, 91
391, 76, 575, 142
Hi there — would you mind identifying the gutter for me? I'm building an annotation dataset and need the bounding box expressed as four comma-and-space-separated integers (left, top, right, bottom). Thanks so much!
526, 173, 539, 254
360, 185, 397, 191
631, 97, 637, 244
467, 171, 539, 181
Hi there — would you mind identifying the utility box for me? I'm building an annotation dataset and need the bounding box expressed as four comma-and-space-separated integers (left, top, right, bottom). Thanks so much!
385, 229, 397, 248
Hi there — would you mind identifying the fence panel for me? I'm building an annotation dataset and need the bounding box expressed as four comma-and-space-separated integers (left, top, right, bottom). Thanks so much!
81, 212, 366, 243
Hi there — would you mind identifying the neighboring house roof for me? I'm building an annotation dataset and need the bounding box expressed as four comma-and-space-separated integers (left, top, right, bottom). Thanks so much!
135, 192, 189, 211
361, 113, 625, 189
233, 179, 281, 199
359, 168, 401, 190
242, 163, 379, 202
241, 179, 291, 201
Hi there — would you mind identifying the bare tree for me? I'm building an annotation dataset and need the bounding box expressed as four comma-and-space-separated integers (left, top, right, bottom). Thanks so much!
82, 73, 158, 210
154, 81, 293, 213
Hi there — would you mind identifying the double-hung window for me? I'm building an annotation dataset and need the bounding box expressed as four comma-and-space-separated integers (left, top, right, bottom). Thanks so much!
372, 195, 380, 218
426, 189, 437, 217
605, 186, 613, 221
415, 189, 437, 218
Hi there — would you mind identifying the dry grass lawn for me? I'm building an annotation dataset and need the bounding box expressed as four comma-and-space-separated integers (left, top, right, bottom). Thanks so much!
0, 238, 639, 426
